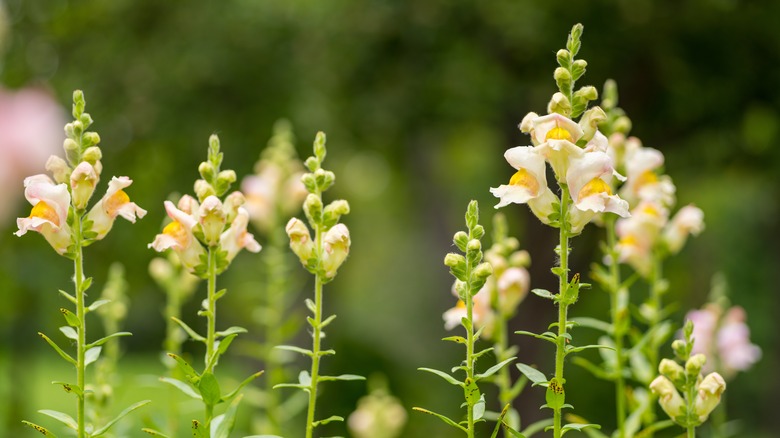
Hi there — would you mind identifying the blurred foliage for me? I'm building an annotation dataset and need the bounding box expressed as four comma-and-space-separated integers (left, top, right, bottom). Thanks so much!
1, 0, 778, 436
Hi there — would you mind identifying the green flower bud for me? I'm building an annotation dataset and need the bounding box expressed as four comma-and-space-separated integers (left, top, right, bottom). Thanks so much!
467, 239, 481, 252
194, 179, 216, 201
82, 146, 102, 164
82, 131, 100, 147
547, 92, 572, 116
301, 173, 317, 193
314, 131, 327, 163
574, 85, 598, 102
79, 113, 93, 128
64, 138, 79, 152
314, 168, 335, 192
659, 358, 685, 385
444, 253, 465, 268
579, 106, 607, 141
556, 49, 571, 68
323, 199, 350, 228
686, 354, 706, 377
671, 340, 686, 359
148, 257, 174, 284
509, 249, 531, 268
199, 162, 215, 181
46, 155, 71, 184
303, 193, 323, 225
473, 262, 493, 280
571, 59, 587, 81
453, 231, 469, 251
613, 116, 632, 134
554, 67, 572, 92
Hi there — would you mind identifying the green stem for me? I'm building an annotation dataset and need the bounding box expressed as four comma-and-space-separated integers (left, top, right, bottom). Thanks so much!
553, 186, 572, 438
686, 379, 697, 438
74, 213, 86, 438
164, 279, 183, 436
305, 223, 324, 438
606, 217, 626, 438
645, 254, 664, 437
262, 228, 287, 434
466, 287, 475, 438
204, 247, 218, 434
495, 311, 512, 409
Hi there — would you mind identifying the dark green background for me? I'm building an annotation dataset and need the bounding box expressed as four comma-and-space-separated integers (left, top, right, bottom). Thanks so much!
1, 0, 777, 436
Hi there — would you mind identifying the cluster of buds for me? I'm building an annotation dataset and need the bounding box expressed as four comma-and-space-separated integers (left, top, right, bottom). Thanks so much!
685, 301, 761, 379
149, 135, 261, 275
347, 380, 407, 438
442, 201, 493, 331
241, 119, 308, 235
285, 132, 351, 281
491, 25, 629, 233
650, 321, 726, 427
15, 90, 145, 255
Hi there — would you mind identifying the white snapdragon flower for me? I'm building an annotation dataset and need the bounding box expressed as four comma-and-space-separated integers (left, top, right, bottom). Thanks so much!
86, 176, 146, 240
15, 174, 72, 254
220, 207, 261, 262
443, 286, 494, 333
491, 146, 558, 223
614, 201, 668, 276
566, 151, 629, 232
322, 223, 351, 279
532, 113, 585, 179
621, 145, 675, 206
149, 200, 205, 272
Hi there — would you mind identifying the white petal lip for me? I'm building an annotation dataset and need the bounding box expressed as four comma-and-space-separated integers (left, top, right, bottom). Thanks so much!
490, 185, 536, 208
567, 151, 613, 198
531, 113, 584, 144
150, 233, 180, 251
23, 175, 70, 223
115, 203, 147, 223
164, 200, 197, 229
504, 146, 546, 185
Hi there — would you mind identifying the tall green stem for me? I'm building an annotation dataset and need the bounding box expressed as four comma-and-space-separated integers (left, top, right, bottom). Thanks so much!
305, 223, 324, 438
204, 247, 218, 432
553, 186, 571, 438
261, 228, 287, 434
74, 213, 86, 438
466, 288, 476, 438
686, 382, 697, 438
606, 217, 626, 438
495, 311, 512, 410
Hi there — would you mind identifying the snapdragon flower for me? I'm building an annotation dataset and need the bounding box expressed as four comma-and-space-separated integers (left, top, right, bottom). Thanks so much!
322, 223, 351, 279
220, 207, 261, 262
490, 146, 559, 224
686, 305, 761, 378
86, 176, 146, 240
532, 113, 585, 179
443, 284, 494, 333
664, 205, 704, 254
15, 174, 72, 254
149, 200, 205, 272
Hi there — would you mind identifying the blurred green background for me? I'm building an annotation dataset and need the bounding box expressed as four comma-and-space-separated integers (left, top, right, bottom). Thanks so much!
1, 0, 778, 436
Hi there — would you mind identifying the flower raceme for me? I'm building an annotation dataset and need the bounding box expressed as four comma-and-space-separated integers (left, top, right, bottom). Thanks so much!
15, 174, 72, 254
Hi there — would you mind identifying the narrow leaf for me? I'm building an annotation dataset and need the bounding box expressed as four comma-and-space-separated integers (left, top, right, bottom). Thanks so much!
515, 330, 557, 345
59, 308, 81, 327
87, 332, 132, 349
91, 400, 151, 436
560, 423, 601, 435
319, 374, 365, 382
476, 357, 516, 380
221, 370, 263, 403
38, 332, 76, 365
140, 428, 170, 437
87, 299, 111, 313
167, 353, 199, 382
22, 421, 58, 437
199, 372, 222, 406
312, 415, 344, 427
81, 277, 93, 293
531, 288, 556, 300
51, 381, 82, 397
412, 407, 468, 432
38, 410, 77, 430
212, 395, 243, 438
442, 336, 466, 344
274, 345, 313, 357
171, 316, 206, 342
160, 377, 202, 400
520, 418, 554, 437
418, 367, 462, 386
58, 290, 76, 304
516, 363, 547, 385
320, 314, 337, 328
569, 317, 613, 334
215, 326, 247, 338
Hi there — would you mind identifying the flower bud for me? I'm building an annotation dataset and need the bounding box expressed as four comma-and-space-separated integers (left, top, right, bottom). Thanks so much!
46, 155, 72, 184
659, 358, 685, 385
694, 372, 725, 422
314, 168, 336, 192
70, 162, 98, 210
301, 172, 317, 193
556, 49, 571, 67
216, 169, 237, 194
199, 162, 215, 181
64, 138, 79, 154
83, 146, 102, 164
613, 116, 632, 134
671, 340, 686, 358
571, 59, 587, 80
467, 239, 481, 252
473, 262, 493, 280
686, 354, 707, 377
194, 179, 216, 201
322, 223, 350, 278
223, 191, 246, 223
554, 67, 572, 92
304, 193, 323, 225
650, 376, 685, 422
286, 217, 315, 264
148, 257, 174, 284
547, 92, 572, 116
177, 194, 200, 215
197, 196, 226, 246
323, 199, 350, 227
453, 231, 469, 250
83, 132, 101, 147
574, 85, 598, 102
509, 249, 531, 268
578, 106, 607, 142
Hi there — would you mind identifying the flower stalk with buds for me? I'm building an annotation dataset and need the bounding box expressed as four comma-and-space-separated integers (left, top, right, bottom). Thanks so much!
146, 135, 262, 438
276, 132, 363, 438
17, 90, 149, 438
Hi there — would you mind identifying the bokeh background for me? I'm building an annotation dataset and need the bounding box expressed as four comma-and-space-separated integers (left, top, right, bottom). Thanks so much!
1, 0, 778, 436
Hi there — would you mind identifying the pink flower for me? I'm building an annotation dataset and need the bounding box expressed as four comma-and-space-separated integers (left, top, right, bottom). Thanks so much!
717, 307, 762, 376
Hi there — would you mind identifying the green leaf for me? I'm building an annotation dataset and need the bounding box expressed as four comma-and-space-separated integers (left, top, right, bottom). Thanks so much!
58, 290, 76, 305
59, 326, 78, 341
320, 314, 337, 328
312, 415, 344, 427
86, 332, 132, 349
22, 420, 58, 437
213, 288, 227, 301
560, 423, 601, 435
212, 394, 243, 438
569, 317, 613, 334
80, 277, 93, 293
565, 344, 614, 355
516, 363, 547, 385
515, 330, 556, 345
160, 377, 202, 400
520, 418, 554, 437
192, 420, 207, 438
305, 298, 316, 313
199, 372, 222, 406
171, 317, 206, 342
531, 288, 556, 300
472, 346, 494, 361
38, 410, 77, 430
91, 400, 151, 436
51, 381, 82, 397
85, 346, 102, 367
476, 357, 516, 380
463, 377, 480, 404
87, 299, 111, 313
418, 367, 462, 386
571, 357, 614, 381
167, 353, 199, 383
473, 394, 486, 421
38, 332, 76, 365
319, 374, 365, 382
206, 334, 238, 370
140, 428, 170, 437
215, 326, 247, 338
412, 407, 468, 433
442, 336, 466, 344
59, 308, 81, 327
220, 371, 263, 403
545, 378, 565, 409
274, 345, 313, 357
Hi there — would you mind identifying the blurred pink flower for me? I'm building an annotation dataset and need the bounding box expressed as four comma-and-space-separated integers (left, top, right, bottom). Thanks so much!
0, 87, 65, 222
